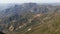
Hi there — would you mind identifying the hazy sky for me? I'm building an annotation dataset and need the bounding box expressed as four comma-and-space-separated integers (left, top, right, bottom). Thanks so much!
0, 0, 60, 3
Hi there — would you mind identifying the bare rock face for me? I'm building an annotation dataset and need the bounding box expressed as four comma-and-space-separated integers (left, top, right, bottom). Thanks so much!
27, 28, 31, 31
9, 25, 14, 31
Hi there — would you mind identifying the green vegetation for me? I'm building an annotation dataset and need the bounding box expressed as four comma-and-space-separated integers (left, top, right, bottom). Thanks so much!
24, 13, 60, 34
0, 9, 60, 34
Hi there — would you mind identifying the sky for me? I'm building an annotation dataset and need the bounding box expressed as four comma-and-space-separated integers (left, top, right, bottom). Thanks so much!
0, 0, 60, 3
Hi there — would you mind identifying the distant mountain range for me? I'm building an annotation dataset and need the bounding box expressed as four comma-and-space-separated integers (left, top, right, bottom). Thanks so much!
0, 3, 60, 34
0, 3, 60, 18
0, 4, 15, 11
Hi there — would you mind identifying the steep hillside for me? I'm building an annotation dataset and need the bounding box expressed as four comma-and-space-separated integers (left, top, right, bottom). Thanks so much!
4, 12, 60, 34
1, 13, 60, 34
24, 12, 60, 34
0, 3, 60, 34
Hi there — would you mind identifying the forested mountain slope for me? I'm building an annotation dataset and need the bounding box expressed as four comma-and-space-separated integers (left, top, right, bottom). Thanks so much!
5, 12, 60, 34
0, 3, 60, 34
